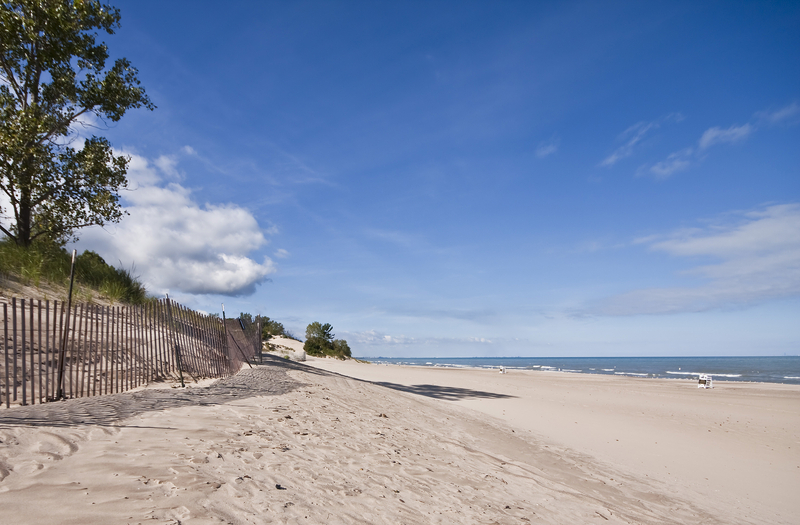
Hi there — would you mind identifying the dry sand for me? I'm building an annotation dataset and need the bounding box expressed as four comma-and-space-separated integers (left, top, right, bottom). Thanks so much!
0, 356, 797, 524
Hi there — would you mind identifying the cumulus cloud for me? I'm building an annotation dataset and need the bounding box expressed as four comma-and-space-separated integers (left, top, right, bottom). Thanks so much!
75, 149, 275, 296
587, 204, 800, 315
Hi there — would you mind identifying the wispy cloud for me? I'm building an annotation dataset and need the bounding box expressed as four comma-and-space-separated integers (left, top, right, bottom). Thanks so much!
638, 101, 798, 179
343, 330, 493, 346
585, 203, 800, 315
535, 138, 559, 158
600, 121, 657, 167
698, 123, 752, 150
600, 114, 683, 167
643, 148, 693, 179
755, 101, 800, 125
75, 149, 276, 296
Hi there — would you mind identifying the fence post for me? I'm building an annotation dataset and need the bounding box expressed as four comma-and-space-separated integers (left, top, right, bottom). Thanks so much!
56, 249, 77, 400
258, 320, 263, 364
165, 295, 185, 388
222, 305, 252, 369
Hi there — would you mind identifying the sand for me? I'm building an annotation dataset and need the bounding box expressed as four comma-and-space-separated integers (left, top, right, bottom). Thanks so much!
0, 356, 797, 524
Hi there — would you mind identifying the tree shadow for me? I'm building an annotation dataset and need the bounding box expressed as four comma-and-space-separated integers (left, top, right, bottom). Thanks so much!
372, 382, 516, 401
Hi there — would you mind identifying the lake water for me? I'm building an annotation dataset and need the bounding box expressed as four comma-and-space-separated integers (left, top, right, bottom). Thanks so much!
359, 356, 800, 385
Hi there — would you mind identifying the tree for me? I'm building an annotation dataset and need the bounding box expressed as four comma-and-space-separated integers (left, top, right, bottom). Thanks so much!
258, 316, 286, 340
305, 321, 333, 342
332, 339, 351, 358
0, 0, 153, 246
304, 321, 350, 359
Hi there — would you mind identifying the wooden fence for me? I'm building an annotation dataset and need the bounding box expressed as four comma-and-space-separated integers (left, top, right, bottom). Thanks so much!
0, 297, 261, 408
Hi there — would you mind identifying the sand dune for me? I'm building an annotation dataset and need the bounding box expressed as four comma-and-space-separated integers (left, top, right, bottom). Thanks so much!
0, 356, 796, 524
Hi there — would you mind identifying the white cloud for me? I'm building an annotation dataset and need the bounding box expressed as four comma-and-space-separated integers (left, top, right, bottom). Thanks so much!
698, 123, 752, 150
535, 139, 559, 158
600, 121, 656, 167
600, 114, 683, 168
75, 150, 275, 296
274, 248, 290, 258
154, 154, 182, 181
640, 118, 755, 179
645, 148, 693, 179
587, 204, 800, 315
756, 102, 800, 125
343, 330, 494, 346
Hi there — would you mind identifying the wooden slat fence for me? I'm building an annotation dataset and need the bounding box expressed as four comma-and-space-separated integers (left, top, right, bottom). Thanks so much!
0, 297, 260, 408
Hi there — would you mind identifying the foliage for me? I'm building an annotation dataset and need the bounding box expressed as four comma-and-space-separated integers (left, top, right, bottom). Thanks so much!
305, 321, 333, 342
261, 317, 287, 338
0, 0, 154, 246
303, 321, 351, 359
332, 339, 351, 358
0, 239, 147, 303
238, 312, 292, 341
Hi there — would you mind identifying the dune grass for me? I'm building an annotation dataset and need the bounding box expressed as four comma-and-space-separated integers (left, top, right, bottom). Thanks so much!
0, 240, 148, 304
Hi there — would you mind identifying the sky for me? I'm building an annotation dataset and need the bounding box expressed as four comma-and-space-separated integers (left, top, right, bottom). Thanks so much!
65, 0, 799, 357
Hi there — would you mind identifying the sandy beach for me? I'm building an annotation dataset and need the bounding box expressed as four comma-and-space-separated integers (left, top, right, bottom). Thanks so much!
1, 356, 798, 524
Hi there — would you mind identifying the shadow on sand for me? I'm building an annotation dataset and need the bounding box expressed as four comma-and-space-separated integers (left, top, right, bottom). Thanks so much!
371, 382, 516, 401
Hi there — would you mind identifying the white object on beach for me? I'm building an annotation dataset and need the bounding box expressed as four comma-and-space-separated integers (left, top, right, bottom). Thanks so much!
697, 374, 713, 389
499, 366, 507, 374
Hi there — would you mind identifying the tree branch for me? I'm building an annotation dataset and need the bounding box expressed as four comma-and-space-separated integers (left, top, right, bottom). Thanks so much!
0, 223, 17, 242
0, 54, 25, 101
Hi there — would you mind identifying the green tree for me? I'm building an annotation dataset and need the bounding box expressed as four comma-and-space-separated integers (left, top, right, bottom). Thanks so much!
0, 0, 153, 246
303, 321, 350, 359
258, 316, 286, 340
305, 321, 333, 342
304, 321, 334, 357
332, 339, 351, 358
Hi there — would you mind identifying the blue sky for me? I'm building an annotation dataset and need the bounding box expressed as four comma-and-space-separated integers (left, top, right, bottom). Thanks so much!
70, 1, 799, 357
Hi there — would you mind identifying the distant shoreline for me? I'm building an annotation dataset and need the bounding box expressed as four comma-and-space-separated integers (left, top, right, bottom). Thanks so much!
355, 355, 800, 385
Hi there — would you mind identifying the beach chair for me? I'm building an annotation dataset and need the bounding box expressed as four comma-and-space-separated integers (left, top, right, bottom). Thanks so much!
697, 374, 713, 389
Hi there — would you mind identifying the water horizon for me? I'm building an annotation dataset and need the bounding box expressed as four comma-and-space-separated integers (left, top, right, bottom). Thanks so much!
357, 356, 800, 386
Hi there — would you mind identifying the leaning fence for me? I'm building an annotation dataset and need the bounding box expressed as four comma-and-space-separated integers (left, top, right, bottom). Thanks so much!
0, 297, 261, 408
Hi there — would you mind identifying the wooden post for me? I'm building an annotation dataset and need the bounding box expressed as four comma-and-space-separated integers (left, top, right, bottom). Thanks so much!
165, 296, 185, 388
56, 250, 77, 400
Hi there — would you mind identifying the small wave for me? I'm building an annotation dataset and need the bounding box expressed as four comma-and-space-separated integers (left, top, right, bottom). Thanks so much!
784, 376, 800, 379
602, 369, 615, 372
561, 369, 582, 373
666, 371, 742, 378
